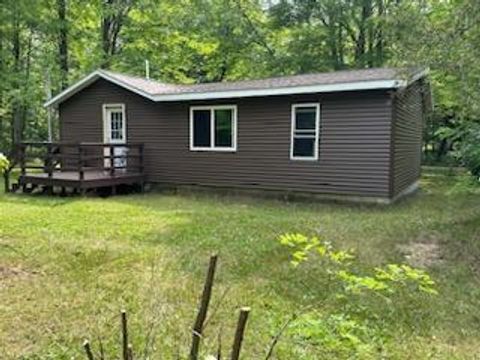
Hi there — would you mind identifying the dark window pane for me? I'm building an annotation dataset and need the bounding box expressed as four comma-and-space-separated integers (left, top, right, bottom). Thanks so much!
295, 107, 316, 130
215, 109, 232, 147
293, 137, 315, 157
193, 110, 211, 147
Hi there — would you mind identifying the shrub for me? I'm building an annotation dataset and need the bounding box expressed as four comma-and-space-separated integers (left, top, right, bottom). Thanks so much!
278, 233, 439, 357
0, 153, 9, 174
455, 123, 480, 179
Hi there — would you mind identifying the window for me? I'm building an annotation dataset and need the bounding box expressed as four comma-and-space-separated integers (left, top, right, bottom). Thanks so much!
291, 103, 320, 160
103, 104, 126, 144
190, 105, 237, 151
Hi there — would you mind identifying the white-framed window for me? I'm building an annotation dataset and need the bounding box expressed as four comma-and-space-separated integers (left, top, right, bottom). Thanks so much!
290, 103, 320, 160
190, 105, 237, 151
103, 103, 126, 144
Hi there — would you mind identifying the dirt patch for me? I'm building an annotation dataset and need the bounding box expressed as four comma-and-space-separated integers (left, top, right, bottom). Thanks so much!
398, 239, 444, 268
0, 265, 39, 288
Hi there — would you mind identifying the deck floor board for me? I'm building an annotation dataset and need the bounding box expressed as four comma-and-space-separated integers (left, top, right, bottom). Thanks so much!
19, 170, 145, 190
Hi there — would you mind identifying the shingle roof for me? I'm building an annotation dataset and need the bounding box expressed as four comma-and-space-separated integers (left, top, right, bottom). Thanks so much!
101, 67, 422, 96
45, 67, 428, 107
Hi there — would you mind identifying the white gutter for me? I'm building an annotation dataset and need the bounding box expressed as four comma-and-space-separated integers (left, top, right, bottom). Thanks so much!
151, 79, 403, 102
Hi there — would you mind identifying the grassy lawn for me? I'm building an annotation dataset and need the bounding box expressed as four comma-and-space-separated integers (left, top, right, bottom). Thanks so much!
1, 169, 479, 359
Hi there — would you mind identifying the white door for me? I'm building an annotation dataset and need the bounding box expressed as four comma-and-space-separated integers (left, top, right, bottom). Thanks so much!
103, 104, 127, 170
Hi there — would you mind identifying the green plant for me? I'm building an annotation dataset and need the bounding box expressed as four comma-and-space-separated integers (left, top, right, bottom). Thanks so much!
437, 122, 480, 179
279, 233, 437, 295
456, 124, 480, 179
279, 233, 439, 356
288, 312, 377, 358
0, 153, 9, 174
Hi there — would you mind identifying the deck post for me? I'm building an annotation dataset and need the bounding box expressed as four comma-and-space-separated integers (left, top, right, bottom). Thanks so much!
78, 146, 84, 181
19, 144, 26, 176
46, 143, 54, 195
78, 145, 84, 196
110, 145, 115, 177
46, 143, 53, 179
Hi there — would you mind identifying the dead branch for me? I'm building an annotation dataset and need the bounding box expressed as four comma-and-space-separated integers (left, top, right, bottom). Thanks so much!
230, 307, 251, 360
190, 254, 218, 360
83, 340, 95, 360
121, 310, 129, 360
264, 313, 298, 360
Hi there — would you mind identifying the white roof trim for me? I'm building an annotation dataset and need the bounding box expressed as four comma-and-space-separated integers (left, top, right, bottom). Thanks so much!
44, 69, 427, 107
152, 80, 402, 102
44, 70, 156, 107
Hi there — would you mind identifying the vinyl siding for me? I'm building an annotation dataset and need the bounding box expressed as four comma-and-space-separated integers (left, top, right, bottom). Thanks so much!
60, 79, 394, 198
391, 81, 424, 196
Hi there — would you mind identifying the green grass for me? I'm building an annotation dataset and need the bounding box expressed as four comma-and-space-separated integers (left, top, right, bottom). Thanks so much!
0, 170, 479, 359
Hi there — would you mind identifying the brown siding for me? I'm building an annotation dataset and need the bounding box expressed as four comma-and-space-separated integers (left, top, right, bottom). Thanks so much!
391, 81, 424, 196
60, 79, 394, 198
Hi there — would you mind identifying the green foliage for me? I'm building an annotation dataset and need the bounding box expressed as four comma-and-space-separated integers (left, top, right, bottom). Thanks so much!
0, 153, 9, 174
280, 232, 437, 296
289, 313, 377, 358
279, 233, 354, 267
455, 123, 480, 179
1, 0, 479, 164
340, 264, 438, 297
279, 233, 438, 357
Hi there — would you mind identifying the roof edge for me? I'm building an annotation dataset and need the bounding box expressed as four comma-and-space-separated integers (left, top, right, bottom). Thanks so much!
152, 79, 402, 102
44, 69, 157, 107
44, 67, 429, 107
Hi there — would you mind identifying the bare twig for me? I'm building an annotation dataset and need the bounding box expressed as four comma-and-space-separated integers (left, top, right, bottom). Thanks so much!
83, 340, 95, 360
204, 286, 231, 329
230, 307, 251, 360
264, 313, 298, 360
121, 310, 129, 360
190, 254, 218, 360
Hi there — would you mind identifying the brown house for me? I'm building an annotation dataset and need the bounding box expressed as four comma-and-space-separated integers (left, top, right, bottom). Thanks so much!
42, 67, 430, 203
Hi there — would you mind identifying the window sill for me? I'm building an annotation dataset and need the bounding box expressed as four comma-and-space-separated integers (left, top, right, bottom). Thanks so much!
290, 157, 318, 161
190, 147, 237, 153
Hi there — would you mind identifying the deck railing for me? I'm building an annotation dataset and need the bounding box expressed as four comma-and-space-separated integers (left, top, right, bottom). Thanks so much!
17, 142, 144, 180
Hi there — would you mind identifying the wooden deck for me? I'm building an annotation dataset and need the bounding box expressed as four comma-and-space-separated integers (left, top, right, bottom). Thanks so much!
7, 142, 145, 195
19, 170, 144, 190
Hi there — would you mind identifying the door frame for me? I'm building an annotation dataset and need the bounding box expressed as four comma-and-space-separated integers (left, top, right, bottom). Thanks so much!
102, 103, 127, 169
102, 103, 127, 144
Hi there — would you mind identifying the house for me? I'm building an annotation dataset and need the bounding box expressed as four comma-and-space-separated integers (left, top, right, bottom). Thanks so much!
38, 67, 430, 203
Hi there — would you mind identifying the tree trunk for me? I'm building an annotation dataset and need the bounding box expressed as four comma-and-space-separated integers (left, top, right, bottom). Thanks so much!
12, 7, 22, 145
101, 0, 132, 68
355, 0, 372, 67
374, 0, 385, 66
57, 0, 69, 90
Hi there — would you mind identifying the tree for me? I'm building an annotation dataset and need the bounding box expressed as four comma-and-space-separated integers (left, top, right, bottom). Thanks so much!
57, 0, 69, 89
0, 0, 477, 173
101, 0, 135, 68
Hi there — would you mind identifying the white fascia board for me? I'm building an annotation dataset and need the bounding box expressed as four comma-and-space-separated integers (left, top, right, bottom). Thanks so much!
45, 70, 428, 107
44, 71, 101, 107
44, 70, 156, 107
152, 79, 402, 102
